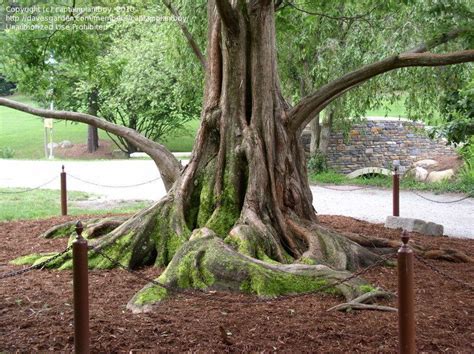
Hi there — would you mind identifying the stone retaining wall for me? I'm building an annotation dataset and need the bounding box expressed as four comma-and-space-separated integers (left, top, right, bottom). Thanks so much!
302, 120, 458, 174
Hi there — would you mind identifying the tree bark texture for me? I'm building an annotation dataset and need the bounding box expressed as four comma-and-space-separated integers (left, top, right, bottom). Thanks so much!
309, 114, 320, 154
87, 89, 99, 153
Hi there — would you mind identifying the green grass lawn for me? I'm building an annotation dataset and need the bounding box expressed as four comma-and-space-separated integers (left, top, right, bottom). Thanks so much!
160, 119, 200, 152
0, 188, 150, 221
366, 99, 407, 117
0, 95, 112, 159
0, 94, 199, 158
309, 170, 474, 196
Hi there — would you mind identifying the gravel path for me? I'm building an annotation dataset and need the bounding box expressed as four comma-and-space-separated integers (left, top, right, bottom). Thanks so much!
1, 159, 472, 238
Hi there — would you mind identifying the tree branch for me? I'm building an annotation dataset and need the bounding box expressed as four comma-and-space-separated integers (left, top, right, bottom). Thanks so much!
0, 98, 182, 190
286, 1, 377, 23
406, 28, 469, 54
162, 0, 206, 69
215, 0, 239, 34
288, 49, 474, 132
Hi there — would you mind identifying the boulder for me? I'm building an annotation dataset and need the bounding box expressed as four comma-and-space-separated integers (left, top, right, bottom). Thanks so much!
414, 159, 438, 168
59, 140, 73, 148
414, 166, 428, 181
385, 216, 444, 236
426, 169, 454, 183
47, 142, 58, 149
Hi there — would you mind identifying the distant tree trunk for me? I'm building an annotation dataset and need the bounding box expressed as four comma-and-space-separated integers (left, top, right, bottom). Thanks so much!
309, 114, 320, 154
87, 89, 99, 153
319, 109, 334, 155
300, 61, 320, 155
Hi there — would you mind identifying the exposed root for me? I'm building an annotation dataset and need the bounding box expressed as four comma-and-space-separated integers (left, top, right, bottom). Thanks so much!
327, 289, 396, 312
40, 216, 127, 239
330, 227, 472, 263
341, 231, 400, 250
84, 217, 128, 239
127, 235, 371, 313
421, 249, 473, 263
327, 303, 397, 312
305, 225, 389, 271
14, 200, 181, 270
40, 220, 93, 239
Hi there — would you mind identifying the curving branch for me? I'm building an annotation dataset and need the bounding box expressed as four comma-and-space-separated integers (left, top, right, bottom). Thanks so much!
406, 28, 470, 54
162, 0, 206, 68
288, 49, 474, 132
215, 0, 239, 34
0, 98, 182, 190
285, 1, 377, 23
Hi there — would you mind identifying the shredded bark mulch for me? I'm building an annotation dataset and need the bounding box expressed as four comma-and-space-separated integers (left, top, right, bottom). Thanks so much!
1, 215, 473, 352
55, 141, 119, 160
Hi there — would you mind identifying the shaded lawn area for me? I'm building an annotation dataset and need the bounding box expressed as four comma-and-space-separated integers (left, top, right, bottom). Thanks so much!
0, 95, 199, 158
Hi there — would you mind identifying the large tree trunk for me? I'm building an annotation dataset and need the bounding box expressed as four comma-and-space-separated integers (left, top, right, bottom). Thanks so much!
29, 1, 379, 311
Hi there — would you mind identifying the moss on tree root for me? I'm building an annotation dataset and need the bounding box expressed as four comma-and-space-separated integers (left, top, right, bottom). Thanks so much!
127, 235, 369, 313
10, 197, 377, 314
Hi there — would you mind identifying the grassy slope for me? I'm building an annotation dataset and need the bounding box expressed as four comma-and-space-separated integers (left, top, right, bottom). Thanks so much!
0, 188, 149, 221
0, 95, 199, 158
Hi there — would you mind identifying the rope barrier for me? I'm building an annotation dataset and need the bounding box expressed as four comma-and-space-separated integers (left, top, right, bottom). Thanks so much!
410, 190, 472, 204
314, 183, 472, 204
68, 174, 161, 188
0, 245, 72, 280
0, 176, 58, 194
414, 254, 474, 291
314, 184, 373, 191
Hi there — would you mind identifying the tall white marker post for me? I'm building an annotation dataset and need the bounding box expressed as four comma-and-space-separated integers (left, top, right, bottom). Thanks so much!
44, 115, 54, 159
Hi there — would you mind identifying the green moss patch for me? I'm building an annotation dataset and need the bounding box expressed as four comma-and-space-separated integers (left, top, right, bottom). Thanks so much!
240, 265, 337, 297
10, 252, 56, 266
134, 284, 169, 306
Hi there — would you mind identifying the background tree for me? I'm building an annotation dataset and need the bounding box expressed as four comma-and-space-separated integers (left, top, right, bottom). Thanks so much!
0, 0, 107, 151
93, 17, 203, 154
0, 0, 204, 154
277, 1, 474, 157
431, 75, 474, 146
0, 0, 472, 312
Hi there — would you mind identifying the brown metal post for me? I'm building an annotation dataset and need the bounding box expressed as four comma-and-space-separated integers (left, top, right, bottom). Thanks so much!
398, 230, 416, 354
61, 165, 67, 216
73, 221, 90, 354
393, 166, 400, 216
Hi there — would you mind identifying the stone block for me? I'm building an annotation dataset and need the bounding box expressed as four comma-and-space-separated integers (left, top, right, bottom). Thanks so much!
408, 166, 428, 181
385, 216, 444, 236
426, 169, 454, 183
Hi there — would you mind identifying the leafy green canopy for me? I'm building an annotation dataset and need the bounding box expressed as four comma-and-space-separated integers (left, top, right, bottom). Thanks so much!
276, 0, 473, 129
0, 0, 473, 147
0, 0, 204, 152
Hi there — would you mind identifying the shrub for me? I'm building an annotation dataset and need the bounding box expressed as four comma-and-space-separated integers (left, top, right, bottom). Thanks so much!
0, 147, 15, 159
0, 76, 15, 96
307, 151, 328, 173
